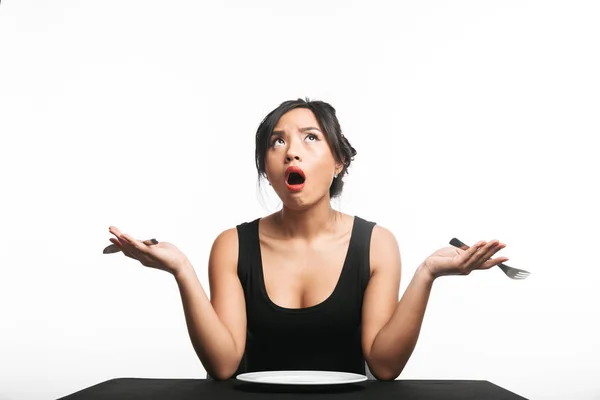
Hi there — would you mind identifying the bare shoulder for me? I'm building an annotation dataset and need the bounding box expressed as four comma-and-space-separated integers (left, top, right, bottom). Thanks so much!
212, 227, 239, 247
208, 227, 239, 275
369, 224, 402, 275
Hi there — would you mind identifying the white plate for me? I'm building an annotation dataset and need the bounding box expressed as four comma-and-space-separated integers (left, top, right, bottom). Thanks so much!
236, 370, 368, 386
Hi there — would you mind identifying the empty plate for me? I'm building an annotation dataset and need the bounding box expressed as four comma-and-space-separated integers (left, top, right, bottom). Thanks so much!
236, 370, 368, 386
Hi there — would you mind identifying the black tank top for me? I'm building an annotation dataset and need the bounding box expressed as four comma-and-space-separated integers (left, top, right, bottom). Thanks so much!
234, 216, 376, 375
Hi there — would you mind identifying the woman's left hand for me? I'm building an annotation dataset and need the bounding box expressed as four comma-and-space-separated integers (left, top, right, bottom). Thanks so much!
422, 240, 508, 280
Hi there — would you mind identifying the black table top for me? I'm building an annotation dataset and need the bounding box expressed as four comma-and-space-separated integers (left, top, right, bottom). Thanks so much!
58, 378, 528, 400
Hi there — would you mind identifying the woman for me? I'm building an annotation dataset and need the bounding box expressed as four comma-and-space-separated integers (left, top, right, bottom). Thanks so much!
107, 98, 508, 381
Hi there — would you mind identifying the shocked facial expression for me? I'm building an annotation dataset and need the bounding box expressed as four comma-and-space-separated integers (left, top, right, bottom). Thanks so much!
265, 108, 342, 209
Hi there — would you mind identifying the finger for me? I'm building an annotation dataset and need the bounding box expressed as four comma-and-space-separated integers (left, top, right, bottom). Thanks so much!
109, 232, 141, 259
120, 233, 147, 254
478, 240, 505, 264
122, 234, 157, 250
476, 240, 501, 258
131, 238, 159, 255
109, 238, 124, 252
463, 240, 499, 271
480, 256, 509, 270
109, 228, 157, 261
109, 226, 123, 238
109, 227, 137, 253
142, 238, 159, 247
111, 237, 138, 259
475, 241, 506, 269
463, 240, 487, 263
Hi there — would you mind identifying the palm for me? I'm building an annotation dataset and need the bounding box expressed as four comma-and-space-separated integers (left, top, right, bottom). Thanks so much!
138, 242, 187, 272
428, 246, 462, 263
425, 247, 470, 276
423, 240, 507, 278
108, 226, 189, 275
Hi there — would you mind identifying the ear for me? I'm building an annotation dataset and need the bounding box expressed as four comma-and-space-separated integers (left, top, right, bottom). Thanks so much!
335, 161, 344, 176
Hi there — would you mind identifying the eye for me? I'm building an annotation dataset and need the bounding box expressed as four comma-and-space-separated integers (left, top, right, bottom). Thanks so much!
305, 133, 318, 142
271, 137, 285, 147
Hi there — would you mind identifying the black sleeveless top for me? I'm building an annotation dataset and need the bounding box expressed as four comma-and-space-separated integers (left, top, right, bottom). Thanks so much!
234, 216, 376, 375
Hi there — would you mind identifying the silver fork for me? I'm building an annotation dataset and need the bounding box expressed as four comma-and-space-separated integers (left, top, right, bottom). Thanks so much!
449, 238, 530, 280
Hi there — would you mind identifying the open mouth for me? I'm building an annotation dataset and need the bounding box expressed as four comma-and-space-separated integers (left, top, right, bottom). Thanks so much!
286, 172, 305, 185
285, 167, 306, 191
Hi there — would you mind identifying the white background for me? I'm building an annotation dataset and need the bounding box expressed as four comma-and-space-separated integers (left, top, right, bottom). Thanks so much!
1, 1, 599, 399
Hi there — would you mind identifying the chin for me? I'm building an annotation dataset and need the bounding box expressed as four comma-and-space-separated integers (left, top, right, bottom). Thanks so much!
281, 196, 312, 211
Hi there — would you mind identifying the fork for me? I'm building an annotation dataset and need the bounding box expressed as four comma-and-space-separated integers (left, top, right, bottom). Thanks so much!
449, 238, 530, 280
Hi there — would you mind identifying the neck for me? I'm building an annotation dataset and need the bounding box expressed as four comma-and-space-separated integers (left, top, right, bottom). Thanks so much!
276, 197, 340, 240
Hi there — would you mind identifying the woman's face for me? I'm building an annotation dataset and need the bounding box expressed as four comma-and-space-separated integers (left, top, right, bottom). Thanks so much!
265, 108, 341, 209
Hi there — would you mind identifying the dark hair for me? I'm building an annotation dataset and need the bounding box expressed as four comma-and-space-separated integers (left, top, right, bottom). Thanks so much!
255, 98, 357, 199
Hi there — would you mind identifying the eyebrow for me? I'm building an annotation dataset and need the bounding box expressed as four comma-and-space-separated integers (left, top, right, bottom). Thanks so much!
272, 127, 322, 135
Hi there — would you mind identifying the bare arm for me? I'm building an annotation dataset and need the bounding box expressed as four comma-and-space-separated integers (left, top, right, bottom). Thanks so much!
174, 228, 247, 380
361, 226, 434, 381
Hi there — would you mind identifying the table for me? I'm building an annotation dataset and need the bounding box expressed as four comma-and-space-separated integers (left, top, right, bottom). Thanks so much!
57, 378, 528, 400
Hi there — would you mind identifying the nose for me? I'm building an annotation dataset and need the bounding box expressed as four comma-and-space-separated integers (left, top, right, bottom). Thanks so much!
286, 154, 301, 162
285, 139, 302, 162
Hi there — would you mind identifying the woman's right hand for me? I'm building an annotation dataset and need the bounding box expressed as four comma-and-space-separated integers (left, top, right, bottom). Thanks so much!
108, 226, 191, 276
